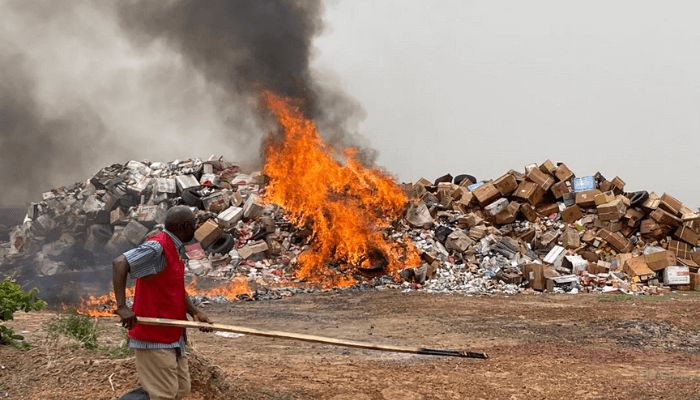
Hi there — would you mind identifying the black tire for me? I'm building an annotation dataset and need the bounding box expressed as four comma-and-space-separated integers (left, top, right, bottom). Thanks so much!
628, 191, 649, 207
181, 187, 204, 209
454, 174, 476, 186
207, 233, 234, 254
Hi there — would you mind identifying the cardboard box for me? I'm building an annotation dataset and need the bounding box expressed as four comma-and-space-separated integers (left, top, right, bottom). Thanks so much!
561, 205, 583, 223
663, 266, 690, 285
640, 219, 662, 235
110, 208, 127, 225
520, 203, 538, 222
573, 176, 596, 192
599, 229, 631, 252
493, 174, 518, 196
624, 208, 645, 227
576, 189, 602, 208
623, 256, 655, 279
243, 194, 264, 219
522, 263, 559, 291
594, 191, 616, 206
644, 250, 677, 272
540, 160, 557, 175
642, 192, 661, 211
561, 228, 581, 249
514, 181, 545, 205
555, 163, 574, 182
674, 226, 699, 246
690, 272, 700, 290
536, 203, 559, 217
550, 181, 571, 199
597, 198, 627, 222
217, 206, 244, 229
668, 240, 693, 259
195, 219, 223, 249
472, 182, 501, 206
610, 176, 626, 194
495, 201, 520, 225
650, 208, 682, 227
659, 193, 682, 216
175, 175, 200, 192
527, 168, 555, 191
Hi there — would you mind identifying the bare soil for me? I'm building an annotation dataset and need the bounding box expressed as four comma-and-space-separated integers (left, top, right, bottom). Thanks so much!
2, 290, 700, 399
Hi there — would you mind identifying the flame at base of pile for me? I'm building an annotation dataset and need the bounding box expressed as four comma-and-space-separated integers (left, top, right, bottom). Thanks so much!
262, 92, 420, 287
77, 277, 252, 317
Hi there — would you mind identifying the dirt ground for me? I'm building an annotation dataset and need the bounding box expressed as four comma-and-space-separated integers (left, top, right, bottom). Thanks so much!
2, 290, 700, 399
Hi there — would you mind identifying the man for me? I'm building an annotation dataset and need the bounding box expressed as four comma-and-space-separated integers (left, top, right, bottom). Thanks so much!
113, 206, 212, 400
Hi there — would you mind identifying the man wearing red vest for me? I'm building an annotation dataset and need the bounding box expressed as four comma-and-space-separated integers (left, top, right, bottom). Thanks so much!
113, 206, 212, 400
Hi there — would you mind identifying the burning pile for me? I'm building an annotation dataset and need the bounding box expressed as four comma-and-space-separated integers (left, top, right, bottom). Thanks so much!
2, 117, 700, 309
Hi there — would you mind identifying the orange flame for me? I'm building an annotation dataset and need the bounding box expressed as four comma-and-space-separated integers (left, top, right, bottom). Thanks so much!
262, 91, 420, 287
77, 277, 252, 317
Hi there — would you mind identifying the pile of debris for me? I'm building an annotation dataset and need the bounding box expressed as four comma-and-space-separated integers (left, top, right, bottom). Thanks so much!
1, 157, 699, 300
400, 161, 700, 294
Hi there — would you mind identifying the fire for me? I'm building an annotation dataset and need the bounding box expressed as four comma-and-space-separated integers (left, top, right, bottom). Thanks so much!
77, 277, 252, 317
262, 91, 420, 286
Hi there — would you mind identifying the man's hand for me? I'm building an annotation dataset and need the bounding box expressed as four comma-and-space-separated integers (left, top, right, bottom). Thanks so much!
115, 305, 137, 329
193, 311, 214, 332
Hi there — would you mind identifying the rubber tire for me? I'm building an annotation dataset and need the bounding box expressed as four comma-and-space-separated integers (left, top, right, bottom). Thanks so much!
207, 233, 235, 255
454, 174, 476, 186
629, 191, 649, 207
181, 187, 204, 209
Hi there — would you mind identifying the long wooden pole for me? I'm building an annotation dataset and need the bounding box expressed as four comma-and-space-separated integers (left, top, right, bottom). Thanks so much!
136, 316, 488, 359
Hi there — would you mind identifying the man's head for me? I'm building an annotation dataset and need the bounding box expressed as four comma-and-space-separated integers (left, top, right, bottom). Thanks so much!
164, 206, 196, 242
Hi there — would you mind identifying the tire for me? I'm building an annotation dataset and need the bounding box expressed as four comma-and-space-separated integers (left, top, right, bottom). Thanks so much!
207, 233, 235, 255
628, 191, 649, 207
454, 174, 476, 186
181, 187, 204, 209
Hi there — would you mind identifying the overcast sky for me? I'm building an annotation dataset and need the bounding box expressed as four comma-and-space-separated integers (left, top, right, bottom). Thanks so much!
1, 0, 698, 208
315, 0, 700, 208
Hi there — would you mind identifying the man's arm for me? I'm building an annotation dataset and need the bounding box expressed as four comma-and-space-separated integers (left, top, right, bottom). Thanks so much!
186, 293, 213, 331
113, 255, 137, 329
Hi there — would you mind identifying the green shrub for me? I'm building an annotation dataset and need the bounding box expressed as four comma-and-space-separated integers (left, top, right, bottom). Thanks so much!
47, 313, 99, 350
0, 278, 47, 347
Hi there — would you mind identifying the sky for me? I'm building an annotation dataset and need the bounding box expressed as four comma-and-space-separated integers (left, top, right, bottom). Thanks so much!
314, 0, 700, 208
1, 0, 699, 208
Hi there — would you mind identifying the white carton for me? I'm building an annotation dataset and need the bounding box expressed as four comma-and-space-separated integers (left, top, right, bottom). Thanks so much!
663, 266, 690, 285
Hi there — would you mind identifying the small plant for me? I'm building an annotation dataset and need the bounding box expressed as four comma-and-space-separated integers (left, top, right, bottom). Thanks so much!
47, 313, 99, 350
0, 278, 47, 348
100, 331, 132, 358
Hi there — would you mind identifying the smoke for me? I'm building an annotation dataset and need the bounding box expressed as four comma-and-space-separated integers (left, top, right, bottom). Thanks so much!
115, 0, 375, 160
0, 0, 374, 206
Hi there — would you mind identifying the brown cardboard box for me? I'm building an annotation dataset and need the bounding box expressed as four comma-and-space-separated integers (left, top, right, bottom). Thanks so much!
514, 181, 545, 205
493, 174, 518, 196
576, 190, 602, 208
644, 250, 677, 272
623, 256, 655, 279
597, 198, 627, 222
472, 182, 501, 206
537, 203, 559, 217
555, 163, 574, 182
561, 205, 583, 223
520, 203, 538, 222
550, 181, 571, 199
650, 208, 682, 227
640, 219, 661, 235
642, 192, 661, 211
587, 261, 611, 274
521, 263, 559, 291
610, 176, 626, 194
624, 208, 645, 227
527, 168, 555, 191
561, 228, 581, 249
539, 160, 557, 174
495, 201, 520, 225
674, 226, 699, 246
690, 272, 700, 290
668, 240, 693, 259
594, 191, 616, 206
596, 220, 623, 232
599, 229, 631, 252
194, 219, 223, 249
691, 251, 700, 266
659, 193, 683, 216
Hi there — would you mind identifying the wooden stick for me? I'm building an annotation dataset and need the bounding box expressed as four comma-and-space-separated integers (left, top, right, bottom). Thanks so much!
135, 316, 488, 359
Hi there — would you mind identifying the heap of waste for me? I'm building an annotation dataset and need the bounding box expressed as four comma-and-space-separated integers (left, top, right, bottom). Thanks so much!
1, 157, 699, 300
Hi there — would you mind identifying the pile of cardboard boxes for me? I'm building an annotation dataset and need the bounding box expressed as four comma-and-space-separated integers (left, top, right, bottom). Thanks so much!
401, 160, 699, 294
1, 157, 698, 297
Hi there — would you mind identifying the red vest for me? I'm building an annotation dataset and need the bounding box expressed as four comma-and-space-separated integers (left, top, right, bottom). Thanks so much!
128, 231, 187, 343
